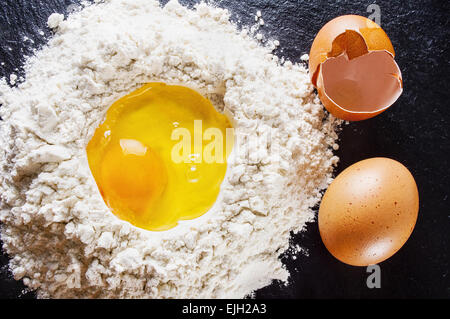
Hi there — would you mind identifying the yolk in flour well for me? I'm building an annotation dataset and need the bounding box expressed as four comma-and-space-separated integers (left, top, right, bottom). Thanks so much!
87, 83, 233, 231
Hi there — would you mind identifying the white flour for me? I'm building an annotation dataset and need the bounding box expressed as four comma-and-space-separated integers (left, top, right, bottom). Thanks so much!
0, 0, 340, 298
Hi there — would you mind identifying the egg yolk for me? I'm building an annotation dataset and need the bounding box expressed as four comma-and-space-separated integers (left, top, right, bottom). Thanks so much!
87, 83, 233, 231
100, 139, 168, 220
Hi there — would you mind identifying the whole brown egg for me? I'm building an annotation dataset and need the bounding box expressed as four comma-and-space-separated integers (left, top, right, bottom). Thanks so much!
319, 158, 419, 266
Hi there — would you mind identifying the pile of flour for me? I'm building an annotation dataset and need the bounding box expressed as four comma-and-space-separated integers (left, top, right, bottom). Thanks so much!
0, 0, 340, 298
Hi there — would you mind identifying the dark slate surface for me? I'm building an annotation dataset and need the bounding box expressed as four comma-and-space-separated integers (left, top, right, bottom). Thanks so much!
0, 0, 449, 299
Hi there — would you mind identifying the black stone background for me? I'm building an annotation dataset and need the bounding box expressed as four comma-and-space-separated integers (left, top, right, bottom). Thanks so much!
0, 0, 449, 299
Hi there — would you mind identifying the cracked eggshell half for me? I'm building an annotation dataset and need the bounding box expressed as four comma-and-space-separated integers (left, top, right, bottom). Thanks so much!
309, 15, 403, 121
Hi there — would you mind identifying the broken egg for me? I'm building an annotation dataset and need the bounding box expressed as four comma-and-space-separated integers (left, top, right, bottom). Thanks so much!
309, 15, 403, 121
87, 83, 233, 232
318, 158, 419, 266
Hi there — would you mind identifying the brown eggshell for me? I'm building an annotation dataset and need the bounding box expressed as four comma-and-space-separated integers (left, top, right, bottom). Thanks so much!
318, 158, 419, 266
316, 51, 403, 121
309, 15, 395, 86
309, 15, 402, 121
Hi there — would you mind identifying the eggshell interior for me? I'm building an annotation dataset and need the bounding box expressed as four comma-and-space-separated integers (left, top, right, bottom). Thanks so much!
320, 51, 403, 113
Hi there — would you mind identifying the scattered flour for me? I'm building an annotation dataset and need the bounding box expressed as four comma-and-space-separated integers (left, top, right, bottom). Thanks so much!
9, 74, 17, 86
0, 0, 340, 298
47, 13, 65, 29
